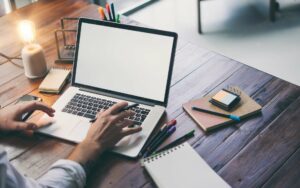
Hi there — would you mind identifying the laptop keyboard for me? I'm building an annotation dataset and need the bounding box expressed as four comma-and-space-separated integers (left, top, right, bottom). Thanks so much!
62, 93, 150, 125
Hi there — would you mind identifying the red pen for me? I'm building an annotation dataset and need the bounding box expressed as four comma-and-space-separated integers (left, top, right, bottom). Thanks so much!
161, 119, 176, 130
106, 3, 113, 21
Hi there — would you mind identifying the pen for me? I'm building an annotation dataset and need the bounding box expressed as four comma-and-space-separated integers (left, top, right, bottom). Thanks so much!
143, 126, 176, 157
139, 119, 177, 156
90, 103, 139, 123
154, 130, 195, 154
111, 3, 116, 22
119, 103, 139, 112
106, 3, 113, 21
192, 106, 240, 121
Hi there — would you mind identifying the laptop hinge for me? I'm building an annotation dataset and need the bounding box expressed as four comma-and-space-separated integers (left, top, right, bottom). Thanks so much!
79, 88, 155, 107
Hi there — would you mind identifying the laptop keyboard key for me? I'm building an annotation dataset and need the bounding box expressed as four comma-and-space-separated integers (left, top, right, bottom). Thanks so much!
77, 112, 84, 116
84, 113, 95, 119
134, 121, 142, 125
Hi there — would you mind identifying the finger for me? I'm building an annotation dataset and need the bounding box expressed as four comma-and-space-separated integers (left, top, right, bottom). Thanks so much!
12, 122, 38, 131
111, 110, 135, 124
25, 122, 39, 130
117, 119, 134, 128
96, 109, 105, 117
19, 101, 55, 117
121, 126, 142, 137
106, 101, 128, 115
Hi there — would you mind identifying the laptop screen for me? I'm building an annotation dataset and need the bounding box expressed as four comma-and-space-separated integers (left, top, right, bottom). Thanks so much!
73, 19, 177, 106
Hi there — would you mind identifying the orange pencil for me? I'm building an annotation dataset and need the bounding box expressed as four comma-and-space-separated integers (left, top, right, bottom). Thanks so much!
98, 7, 106, 20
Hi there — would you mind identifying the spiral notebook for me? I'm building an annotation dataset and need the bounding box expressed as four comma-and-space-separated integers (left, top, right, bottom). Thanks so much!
39, 68, 71, 94
141, 142, 231, 188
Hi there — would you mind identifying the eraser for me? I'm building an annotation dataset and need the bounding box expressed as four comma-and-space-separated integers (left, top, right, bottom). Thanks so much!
210, 89, 240, 111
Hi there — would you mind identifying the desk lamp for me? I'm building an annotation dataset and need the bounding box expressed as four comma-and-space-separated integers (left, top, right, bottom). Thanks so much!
18, 20, 47, 79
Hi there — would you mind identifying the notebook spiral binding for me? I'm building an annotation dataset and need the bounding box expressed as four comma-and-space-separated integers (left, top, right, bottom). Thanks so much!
141, 143, 185, 166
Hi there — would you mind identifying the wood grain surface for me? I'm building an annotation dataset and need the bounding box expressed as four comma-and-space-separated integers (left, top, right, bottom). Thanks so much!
0, 0, 299, 187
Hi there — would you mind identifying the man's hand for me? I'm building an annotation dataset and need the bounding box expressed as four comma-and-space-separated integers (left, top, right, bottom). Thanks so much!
68, 102, 142, 169
0, 101, 55, 131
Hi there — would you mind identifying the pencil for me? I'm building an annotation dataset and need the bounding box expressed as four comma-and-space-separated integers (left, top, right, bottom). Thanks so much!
106, 3, 113, 21
154, 130, 195, 154
111, 3, 116, 22
116, 14, 120, 23
143, 126, 176, 157
98, 7, 106, 20
138, 119, 177, 157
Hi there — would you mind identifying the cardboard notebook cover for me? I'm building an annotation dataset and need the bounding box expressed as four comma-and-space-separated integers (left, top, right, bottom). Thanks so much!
183, 89, 262, 132
38, 68, 70, 94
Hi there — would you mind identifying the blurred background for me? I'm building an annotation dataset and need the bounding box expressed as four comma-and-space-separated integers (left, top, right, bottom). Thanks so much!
1, 0, 299, 86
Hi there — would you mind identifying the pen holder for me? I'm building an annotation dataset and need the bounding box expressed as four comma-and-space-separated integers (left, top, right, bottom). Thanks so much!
55, 17, 79, 64
98, 4, 121, 23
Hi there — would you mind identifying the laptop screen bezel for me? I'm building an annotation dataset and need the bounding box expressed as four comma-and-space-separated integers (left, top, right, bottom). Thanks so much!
71, 18, 177, 107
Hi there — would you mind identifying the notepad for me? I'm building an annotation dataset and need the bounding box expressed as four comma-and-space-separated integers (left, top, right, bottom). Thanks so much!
39, 68, 70, 94
141, 142, 231, 188
183, 87, 262, 132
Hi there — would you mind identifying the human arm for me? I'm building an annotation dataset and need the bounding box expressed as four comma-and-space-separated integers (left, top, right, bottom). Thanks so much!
0, 102, 83, 188
0, 146, 86, 188
67, 101, 142, 172
0, 101, 141, 188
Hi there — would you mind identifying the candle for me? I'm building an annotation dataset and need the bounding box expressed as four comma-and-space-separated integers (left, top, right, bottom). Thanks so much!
22, 43, 48, 78
18, 20, 48, 79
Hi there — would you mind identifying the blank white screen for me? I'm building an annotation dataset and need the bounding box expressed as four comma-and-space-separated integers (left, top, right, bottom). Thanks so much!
75, 22, 174, 102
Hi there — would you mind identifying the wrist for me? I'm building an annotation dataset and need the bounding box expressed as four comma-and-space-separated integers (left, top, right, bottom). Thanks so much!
68, 141, 104, 174
68, 140, 103, 165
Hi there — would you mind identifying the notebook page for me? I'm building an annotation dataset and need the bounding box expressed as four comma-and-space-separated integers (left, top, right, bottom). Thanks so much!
142, 142, 231, 188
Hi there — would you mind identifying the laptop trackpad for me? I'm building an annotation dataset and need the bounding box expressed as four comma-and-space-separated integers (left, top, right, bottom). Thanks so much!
37, 114, 90, 143
68, 119, 90, 142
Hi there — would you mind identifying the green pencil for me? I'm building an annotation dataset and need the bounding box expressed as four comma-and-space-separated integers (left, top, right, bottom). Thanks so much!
116, 14, 120, 23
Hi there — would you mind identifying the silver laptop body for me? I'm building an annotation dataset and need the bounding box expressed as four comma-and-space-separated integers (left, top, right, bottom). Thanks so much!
37, 18, 177, 158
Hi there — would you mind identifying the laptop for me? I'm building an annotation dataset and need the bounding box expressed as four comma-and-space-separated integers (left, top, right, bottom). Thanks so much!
37, 18, 177, 158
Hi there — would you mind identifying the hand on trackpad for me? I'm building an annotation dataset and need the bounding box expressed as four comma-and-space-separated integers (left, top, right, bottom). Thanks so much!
116, 132, 145, 147
36, 116, 55, 128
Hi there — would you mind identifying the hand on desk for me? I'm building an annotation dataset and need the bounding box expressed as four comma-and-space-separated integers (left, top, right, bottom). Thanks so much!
0, 101, 55, 131
68, 102, 142, 171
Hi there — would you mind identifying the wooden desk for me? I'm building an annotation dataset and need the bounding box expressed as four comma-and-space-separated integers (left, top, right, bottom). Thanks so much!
0, 0, 299, 187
